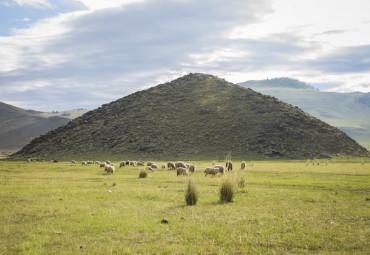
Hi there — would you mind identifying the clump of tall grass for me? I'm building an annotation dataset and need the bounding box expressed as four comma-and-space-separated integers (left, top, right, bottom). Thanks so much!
219, 176, 235, 203
185, 179, 199, 206
139, 169, 148, 178
237, 172, 246, 188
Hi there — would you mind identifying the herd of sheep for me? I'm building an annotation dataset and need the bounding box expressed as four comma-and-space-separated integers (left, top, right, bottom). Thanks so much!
77, 159, 247, 176
26, 158, 247, 176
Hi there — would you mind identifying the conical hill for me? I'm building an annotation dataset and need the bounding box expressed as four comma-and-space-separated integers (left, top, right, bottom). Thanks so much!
14, 73, 369, 160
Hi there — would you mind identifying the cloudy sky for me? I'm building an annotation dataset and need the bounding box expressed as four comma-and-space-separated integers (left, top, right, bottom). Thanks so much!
0, 0, 369, 111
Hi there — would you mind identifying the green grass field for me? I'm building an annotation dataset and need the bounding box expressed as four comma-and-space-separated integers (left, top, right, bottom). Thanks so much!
0, 160, 369, 254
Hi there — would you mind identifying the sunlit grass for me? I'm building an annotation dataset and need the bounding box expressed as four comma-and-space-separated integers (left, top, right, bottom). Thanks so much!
0, 160, 369, 254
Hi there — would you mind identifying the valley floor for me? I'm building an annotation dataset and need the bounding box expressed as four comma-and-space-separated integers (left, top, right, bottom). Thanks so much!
0, 160, 369, 254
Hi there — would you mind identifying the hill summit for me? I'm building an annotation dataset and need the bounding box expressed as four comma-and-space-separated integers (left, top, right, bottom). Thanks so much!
14, 73, 369, 159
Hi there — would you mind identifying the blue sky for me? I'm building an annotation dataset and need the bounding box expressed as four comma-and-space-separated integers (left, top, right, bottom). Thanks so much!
0, 0, 369, 111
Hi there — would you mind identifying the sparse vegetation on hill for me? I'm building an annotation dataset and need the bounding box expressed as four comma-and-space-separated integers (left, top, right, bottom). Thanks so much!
239, 78, 370, 147
13, 74, 369, 159
0, 102, 70, 150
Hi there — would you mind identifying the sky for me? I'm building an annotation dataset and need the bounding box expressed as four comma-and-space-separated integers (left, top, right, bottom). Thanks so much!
0, 0, 369, 111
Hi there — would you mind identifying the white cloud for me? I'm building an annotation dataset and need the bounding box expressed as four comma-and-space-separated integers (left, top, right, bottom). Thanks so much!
13, 0, 54, 8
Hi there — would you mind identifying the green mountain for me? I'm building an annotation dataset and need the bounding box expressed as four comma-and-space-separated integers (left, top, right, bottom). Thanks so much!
13, 74, 368, 160
239, 78, 370, 148
0, 102, 70, 150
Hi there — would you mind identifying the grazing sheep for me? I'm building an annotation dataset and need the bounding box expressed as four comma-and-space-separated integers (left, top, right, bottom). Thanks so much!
137, 161, 144, 166
151, 164, 158, 169
175, 161, 187, 168
105, 165, 115, 174
167, 162, 176, 170
106, 160, 111, 164
71, 160, 76, 164
161, 164, 166, 169
82, 161, 87, 165
184, 163, 190, 168
129, 161, 136, 166
87, 160, 93, 164
95, 161, 101, 165
226, 161, 233, 171
100, 163, 106, 168
177, 167, 189, 176
120, 161, 126, 168
204, 167, 219, 177
189, 164, 196, 174
146, 166, 154, 172
241, 161, 246, 170
50, 159, 58, 163
147, 161, 154, 166
26, 158, 31, 163
214, 165, 225, 174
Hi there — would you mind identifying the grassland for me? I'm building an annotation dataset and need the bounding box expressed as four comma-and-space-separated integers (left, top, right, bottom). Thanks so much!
0, 159, 369, 254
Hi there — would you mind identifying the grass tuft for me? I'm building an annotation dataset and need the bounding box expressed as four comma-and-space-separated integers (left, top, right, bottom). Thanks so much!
237, 172, 246, 188
219, 176, 235, 203
185, 178, 199, 206
139, 169, 148, 178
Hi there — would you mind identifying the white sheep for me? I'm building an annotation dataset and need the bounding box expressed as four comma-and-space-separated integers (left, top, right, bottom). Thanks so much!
204, 167, 219, 177
71, 160, 76, 164
175, 161, 187, 168
151, 164, 158, 169
82, 161, 87, 165
167, 162, 176, 170
137, 161, 144, 166
147, 161, 154, 166
189, 164, 196, 174
177, 167, 189, 176
100, 163, 106, 168
241, 161, 246, 170
129, 161, 136, 166
146, 166, 154, 172
95, 161, 101, 165
161, 164, 166, 168
120, 161, 126, 168
106, 160, 111, 164
214, 165, 225, 174
105, 165, 115, 174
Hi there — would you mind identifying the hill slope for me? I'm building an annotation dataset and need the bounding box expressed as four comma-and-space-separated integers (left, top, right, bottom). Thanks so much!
239, 78, 370, 148
14, 74, 369, 160
0, 102, 70, 150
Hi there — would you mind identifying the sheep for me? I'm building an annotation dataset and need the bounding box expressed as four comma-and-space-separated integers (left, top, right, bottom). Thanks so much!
184, 163, 190, 169
119, 161, 126, 168
137, 161, 144, 166
204, 167, 219, 177
106, 160, 111, 164
151, 164, 158, 169
175, 161, 187, 168
26, 158, 31, 163
82, 161, 87, 165
161, 164, 166, 169
50, 159, 58, 163
167, 162, 176, 170
87, 160, 93, 164
241, 161, 246, 170
147, 161, 154, 166
71, 160, 76, 164
129, 161, 136, 166
125, 161, 130, 166
177, 167, 189, 176
189, 164, 196, 174
94, 161, 101, 165
100, 163, 106, 168
226, 161, 233, 171
105, 165, 115, 174
214, 165, 225, 174
146, 166, 154, 172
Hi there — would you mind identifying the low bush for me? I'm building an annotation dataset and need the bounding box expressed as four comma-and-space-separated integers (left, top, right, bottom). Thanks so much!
219, 177, 235, 203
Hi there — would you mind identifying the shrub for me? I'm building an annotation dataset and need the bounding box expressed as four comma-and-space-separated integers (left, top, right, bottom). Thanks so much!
139, 169, 148, 178
219, 177, 235, 203
185, 179, 199, 206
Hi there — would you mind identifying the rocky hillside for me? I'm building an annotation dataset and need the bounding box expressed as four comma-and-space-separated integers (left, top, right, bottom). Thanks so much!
0, 102, 70, 150
14, 74, 369, 160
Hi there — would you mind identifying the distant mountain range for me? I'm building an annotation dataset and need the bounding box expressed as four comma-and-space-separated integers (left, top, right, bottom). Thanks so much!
13, 74, 368, 160
238, 78, 370, 148
0, 102, 87, 150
